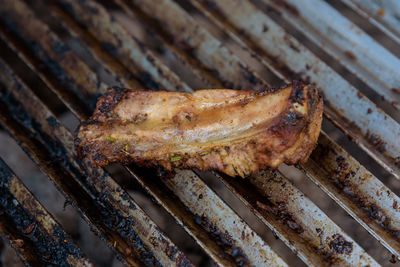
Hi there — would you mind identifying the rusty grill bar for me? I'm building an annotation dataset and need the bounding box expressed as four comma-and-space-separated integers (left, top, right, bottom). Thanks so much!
0, 0, 399, 266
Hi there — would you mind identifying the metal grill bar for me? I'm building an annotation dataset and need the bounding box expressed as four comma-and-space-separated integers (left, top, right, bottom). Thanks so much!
188, 0, 400, 179
304, 133, 400, 258
341, 0, 400, 45
0, 158, 93, 267
264, 0, 400, 110
0, 58, 191, 266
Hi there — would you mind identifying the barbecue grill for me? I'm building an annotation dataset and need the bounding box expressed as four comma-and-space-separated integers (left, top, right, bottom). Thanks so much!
0, 0, 399, 266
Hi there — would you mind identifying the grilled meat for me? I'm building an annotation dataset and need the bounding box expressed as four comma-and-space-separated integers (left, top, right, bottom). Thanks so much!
76, 82, 323, 177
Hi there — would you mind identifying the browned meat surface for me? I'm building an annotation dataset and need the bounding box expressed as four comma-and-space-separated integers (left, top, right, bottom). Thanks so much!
75, 82, 323, 177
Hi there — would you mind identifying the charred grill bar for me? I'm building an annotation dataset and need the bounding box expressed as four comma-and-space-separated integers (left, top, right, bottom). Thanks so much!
0, 0, 399, 266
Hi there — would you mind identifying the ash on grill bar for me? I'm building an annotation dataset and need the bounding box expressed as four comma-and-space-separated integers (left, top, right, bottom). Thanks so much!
0, 0, 399, 266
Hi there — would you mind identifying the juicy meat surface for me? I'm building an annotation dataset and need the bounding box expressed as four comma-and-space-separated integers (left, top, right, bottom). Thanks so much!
76, 82, 323, 177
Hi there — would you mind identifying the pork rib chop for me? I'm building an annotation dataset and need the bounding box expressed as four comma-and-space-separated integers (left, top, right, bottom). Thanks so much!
76, 81, 323, 177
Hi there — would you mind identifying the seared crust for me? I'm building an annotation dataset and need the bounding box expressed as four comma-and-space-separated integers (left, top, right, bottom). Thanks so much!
76, 82, 323, 177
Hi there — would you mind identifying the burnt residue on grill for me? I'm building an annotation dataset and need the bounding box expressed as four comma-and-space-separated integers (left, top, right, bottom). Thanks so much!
231, 173, 307, 235
313, 145, 400, 240
194, 215, 250, 266
46, 116, 60, 127
0, 162, 85, 266
337, 157, 399, 239
0, 85, 43, 136
157, 235, 191, 267
95, 194, 162, 267
54, 41, 70, 55
174, 253, 193, 267
137, 71, 162, 91
101, 41, 119, 57
328, 234, 353, 254
256, 201, 304, 234
247, 174, 304, 236
238, 64, 262, 86
366, 130, 386, 153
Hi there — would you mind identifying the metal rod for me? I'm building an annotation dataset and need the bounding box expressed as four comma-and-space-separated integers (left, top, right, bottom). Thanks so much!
0, 158, 93, 267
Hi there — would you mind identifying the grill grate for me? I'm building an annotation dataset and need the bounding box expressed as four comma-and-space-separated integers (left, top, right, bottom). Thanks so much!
0, 0, 399, 266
